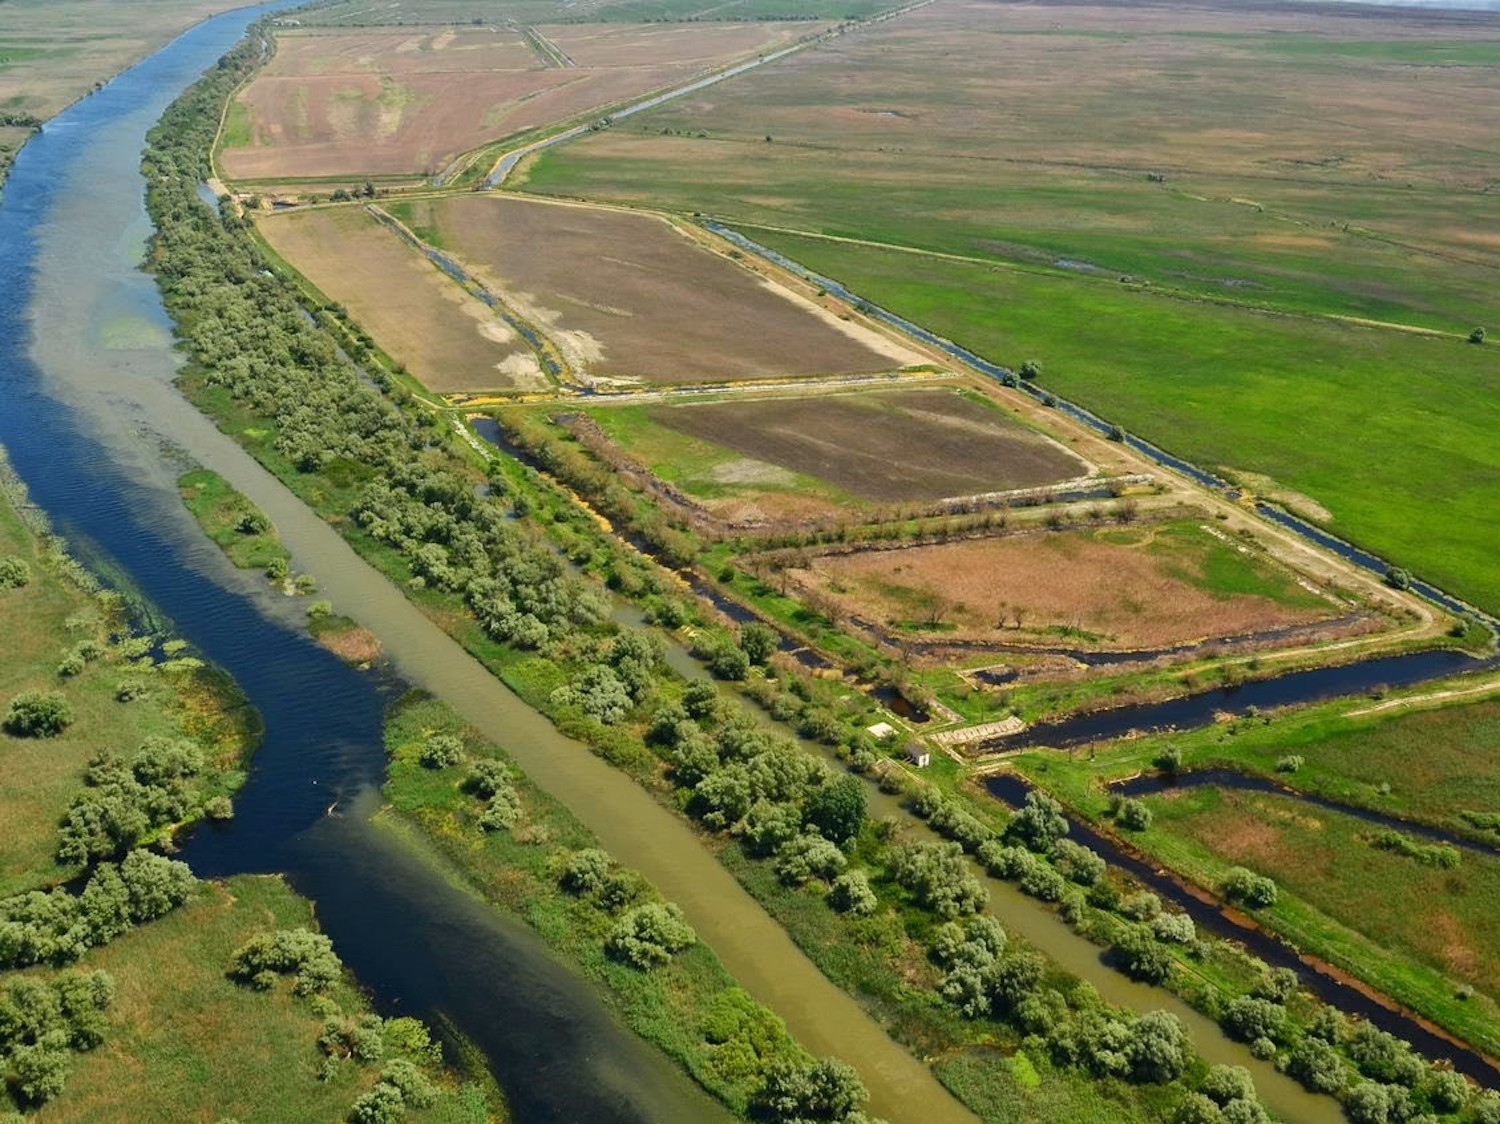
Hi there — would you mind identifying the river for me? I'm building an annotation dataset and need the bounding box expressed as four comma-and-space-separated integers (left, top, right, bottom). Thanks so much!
0, 4, 1411, 1122
0, 5, 975, 1122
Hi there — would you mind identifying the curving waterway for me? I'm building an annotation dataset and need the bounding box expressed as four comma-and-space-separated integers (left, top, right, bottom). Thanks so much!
0, 4, 1449, 1121
0, 6, 975, 1122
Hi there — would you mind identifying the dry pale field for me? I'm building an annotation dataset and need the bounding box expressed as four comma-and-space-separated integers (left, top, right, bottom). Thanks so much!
0, 0, 242, 120
257, 206, 548, 393
796, 521, 1339, 650
426, 195, 917, 384
645, 388, 1088, 503
219, 22, 815, 180
536, 21, 821, 68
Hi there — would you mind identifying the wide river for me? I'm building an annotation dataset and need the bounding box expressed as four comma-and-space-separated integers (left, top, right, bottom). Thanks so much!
0, 4, 1364, 1122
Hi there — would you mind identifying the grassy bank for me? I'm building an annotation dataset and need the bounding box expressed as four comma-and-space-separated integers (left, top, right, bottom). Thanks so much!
20, 874, 494, 1122
379, 693, 819, 1119
1, 450, 490, 1119
0, 459, 256, 896
177, 467, 289, 572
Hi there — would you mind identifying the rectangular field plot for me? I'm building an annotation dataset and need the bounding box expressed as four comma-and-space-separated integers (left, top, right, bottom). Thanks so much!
790, 520, 1345, 652
219, 22, 814, 180
593, 387, 1091, 518
422, 195, 920, 384
257, 206, 549, 394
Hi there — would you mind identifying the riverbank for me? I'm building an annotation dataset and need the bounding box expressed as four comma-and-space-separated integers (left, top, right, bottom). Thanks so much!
140, 20, 1500, 1124
0, 450, 489, 1121
378, 692, 866, 1121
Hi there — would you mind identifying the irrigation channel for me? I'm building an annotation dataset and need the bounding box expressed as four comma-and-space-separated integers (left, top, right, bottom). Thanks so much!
0, 9, 1470, 1124
984, 774, 1500, 1086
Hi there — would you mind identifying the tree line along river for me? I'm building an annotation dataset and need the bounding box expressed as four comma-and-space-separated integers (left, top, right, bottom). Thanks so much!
0, 3, 1457, 1121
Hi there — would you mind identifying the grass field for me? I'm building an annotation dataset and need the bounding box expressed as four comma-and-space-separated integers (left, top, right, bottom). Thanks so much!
220, 22, 816, 180
789, 518, 1342, 651
1100, 696, 1500, 842
397, 195, 917, 385
523, 0, 1500, 331
256, 205, 548, 393
1142, 784, 1500, 1035
0, 485, 252, 896
0, 0, 240, 122
20, 875, 486, 1123
518, 0, 1500, 611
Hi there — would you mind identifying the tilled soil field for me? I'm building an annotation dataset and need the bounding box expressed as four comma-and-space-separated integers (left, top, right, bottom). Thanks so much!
644, 387, 1088, 502
430, 195, 918, 383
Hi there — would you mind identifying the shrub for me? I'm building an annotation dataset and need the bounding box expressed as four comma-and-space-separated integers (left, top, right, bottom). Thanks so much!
465, 759, 512, 799
0, 555, 31, 588
1287, 1034, 1346, 1094
606, 903, 695, 970
739, 623, 779, 665
752, 1056, 869, 1124
419, 733, 464, 769
1120, 891, 1161, 921
3, 690, 74, 737
560, 849, 613, 896
827, 870, 878, 916
1005, 790, 1069, 852
1115, 798, 1153, 831
349, 1082, 406, 1124
1221, 867, 1277, 908
1114, 925, 1173, 984
1221, 997, 1286, 1045
230, 928, 342, 996
1275, 755, 1304, 774
803, 776, 867, 847
1152, 912, 1196, 944
774, 834, 847, 887
477, 789, 522, 832
1470, 326, 1486, 345
1051, 839, 1106, 886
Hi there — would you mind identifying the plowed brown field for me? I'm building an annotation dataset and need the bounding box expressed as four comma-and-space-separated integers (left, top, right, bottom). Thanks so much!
645, 388, 1088, 503
795, 521, 1340, 650
428, 195, 919, 384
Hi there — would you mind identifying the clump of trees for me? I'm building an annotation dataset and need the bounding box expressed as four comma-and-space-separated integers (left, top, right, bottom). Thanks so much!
0, 969, 115, 1106
3, 689, 74, 737
230, 927, 343, 995
56, 737, 212, 865
463, 758, 523, 832
0, 850, 196, 969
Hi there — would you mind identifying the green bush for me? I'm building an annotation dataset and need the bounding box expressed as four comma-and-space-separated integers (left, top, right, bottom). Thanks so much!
3, 690, 74, 737
0, 555, 31, 588
605, 903, 696, 970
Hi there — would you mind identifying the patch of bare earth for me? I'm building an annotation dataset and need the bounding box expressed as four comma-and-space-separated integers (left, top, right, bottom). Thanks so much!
649, 388, 1088, 501
797, 523, 1335, 649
